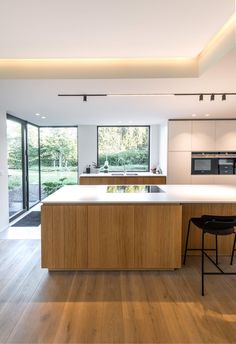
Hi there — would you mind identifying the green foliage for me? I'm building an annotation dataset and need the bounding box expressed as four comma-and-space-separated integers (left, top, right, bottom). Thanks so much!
98, 127, 149, 170
40, 128, 77, 168
42, 177, 72, 196
8, 175, 21, 190
99, 148, 148, 167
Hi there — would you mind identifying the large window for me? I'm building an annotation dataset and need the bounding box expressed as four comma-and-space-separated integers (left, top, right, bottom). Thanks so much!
97, 126, 150, 172
27, 124, 40, 207
40, 127, 78, 198
7, 117, 26, 218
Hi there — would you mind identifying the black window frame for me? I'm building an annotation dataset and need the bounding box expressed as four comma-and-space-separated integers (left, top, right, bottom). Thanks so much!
97, 125, 150, 172
7, 114, 79, 221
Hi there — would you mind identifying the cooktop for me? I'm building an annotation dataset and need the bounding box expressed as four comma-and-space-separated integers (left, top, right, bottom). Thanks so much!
106, 185, 165, 193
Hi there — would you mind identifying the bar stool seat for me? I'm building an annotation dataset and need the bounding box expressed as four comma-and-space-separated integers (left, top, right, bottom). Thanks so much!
183, 214, 236, 296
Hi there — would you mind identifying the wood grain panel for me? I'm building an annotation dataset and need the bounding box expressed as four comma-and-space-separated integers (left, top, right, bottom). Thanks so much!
64, 205, 88, 268
80, 176, 166, 185
52, 205, 65, 268
88, 205, 135, 268
182, 203, 236, 255
41, 205, 53, 268
134, 204, 182, 268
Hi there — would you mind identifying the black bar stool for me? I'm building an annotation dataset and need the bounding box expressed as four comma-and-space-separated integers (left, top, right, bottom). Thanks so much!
183, 215, 236, 296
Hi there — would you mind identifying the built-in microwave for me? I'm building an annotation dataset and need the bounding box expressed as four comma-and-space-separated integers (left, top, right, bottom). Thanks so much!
192, 155, 218, 175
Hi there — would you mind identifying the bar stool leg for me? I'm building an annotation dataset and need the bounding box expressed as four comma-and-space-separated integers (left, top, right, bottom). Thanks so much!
215, 234, 218, 265
183, 220, 191, 265
201, 231, 205, 296
230, 233, 236, 265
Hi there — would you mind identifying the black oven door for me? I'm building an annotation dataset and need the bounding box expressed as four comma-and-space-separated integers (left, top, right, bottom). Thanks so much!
191, 158, 218, 175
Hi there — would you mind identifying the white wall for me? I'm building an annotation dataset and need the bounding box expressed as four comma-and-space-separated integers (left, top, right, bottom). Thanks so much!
78, 125, 97, 175
0, 111, 9, 231
78, 124, 166, 176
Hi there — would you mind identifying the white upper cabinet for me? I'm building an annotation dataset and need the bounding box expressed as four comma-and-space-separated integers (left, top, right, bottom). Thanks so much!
191, 121, 215, 151
215, 121, 236, 151
168, 121, 191, 151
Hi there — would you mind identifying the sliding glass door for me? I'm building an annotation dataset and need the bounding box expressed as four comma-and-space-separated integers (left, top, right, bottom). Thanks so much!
7, 117, 26, 219
27, 124, 40, 207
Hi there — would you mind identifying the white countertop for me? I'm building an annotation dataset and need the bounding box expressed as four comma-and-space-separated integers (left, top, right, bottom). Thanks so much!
80, 172, 166, 177
42, 184, 236, 204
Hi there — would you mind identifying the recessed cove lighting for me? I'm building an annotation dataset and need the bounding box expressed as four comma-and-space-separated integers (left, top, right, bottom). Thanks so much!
35, 113, 40, 116
41, 116, 46, 119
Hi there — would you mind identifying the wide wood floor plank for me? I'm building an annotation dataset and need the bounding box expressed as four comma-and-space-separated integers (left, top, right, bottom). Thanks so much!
0, 239, 235, 343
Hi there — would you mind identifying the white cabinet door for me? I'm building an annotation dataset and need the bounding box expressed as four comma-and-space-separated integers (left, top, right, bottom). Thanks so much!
191, 121, 215, 151
168, 121, 191, 151
167, 152, 191, 184
215, 121, 236, 151
214, 175, 236, 185
191, 175, 215, 185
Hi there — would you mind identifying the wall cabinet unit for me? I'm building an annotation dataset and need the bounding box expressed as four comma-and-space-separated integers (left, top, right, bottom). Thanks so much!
80, 176, 166, 185
168, 121, 191, 151
191, 121, 215, 151
215, 121, 236, 151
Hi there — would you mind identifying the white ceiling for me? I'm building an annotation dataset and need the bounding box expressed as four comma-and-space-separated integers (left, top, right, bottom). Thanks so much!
0, 0, 234, 58
0, 0, 236, 125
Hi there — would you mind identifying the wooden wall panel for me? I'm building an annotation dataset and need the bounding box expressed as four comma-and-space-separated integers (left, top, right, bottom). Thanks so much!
182, 203, 236, 255
88, 205, 135, 268
134, 205, 182, 268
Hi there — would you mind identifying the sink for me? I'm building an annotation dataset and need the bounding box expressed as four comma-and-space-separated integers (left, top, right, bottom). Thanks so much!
126, 173, 138, 176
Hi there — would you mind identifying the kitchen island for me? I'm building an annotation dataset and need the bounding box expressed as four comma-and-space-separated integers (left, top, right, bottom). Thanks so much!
41, 184, 236, 271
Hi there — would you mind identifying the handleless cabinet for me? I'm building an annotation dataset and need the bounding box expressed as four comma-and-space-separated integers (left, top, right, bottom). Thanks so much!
168, 121, 191, 151
191, 121, 215, 151
215, 121, 236, 151
167, 151, 191, 184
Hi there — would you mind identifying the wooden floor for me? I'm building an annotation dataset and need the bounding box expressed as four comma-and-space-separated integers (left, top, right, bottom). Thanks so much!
0, 240, 236, 343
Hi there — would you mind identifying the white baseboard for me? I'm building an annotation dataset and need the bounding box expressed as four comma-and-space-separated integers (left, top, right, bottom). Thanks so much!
0, 224, 9, 233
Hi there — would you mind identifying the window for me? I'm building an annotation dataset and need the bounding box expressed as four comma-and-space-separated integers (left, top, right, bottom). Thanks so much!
97, 126, 150, 172
40, 127, 78, 198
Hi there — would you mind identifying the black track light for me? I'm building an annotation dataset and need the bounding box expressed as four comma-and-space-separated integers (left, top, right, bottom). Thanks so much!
199, 94, 203, 101
222, 94, 226, 101
210, 94, 215, 101
83, 95, 87, 102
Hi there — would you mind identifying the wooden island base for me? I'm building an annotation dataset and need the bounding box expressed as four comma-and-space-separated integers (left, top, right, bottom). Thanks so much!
41, 203, 182, 270
41, 202, 236, 271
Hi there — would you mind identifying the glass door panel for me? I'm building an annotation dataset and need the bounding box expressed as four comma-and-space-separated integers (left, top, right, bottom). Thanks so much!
7, 119, 25, 218
27, 124, 40, 207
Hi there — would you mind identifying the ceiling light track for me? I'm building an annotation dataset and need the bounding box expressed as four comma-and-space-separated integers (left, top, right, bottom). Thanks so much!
58, 92, 236, 101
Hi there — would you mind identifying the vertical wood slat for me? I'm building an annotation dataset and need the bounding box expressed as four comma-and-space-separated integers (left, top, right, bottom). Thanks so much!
64, 205, 88, 268
41, 205, 53, 268
88, 205, 135, 268
52, 205, 65, 268
134, 205, 182, 268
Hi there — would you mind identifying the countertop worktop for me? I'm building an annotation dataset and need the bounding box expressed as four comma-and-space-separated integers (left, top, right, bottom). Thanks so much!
80, 172, 166, 177
42, 184, 236, 204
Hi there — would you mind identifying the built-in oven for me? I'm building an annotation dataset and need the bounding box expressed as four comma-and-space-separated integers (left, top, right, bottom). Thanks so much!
192, 153, 218, 175
218, 158, 234, 174
192, 152, 236, 175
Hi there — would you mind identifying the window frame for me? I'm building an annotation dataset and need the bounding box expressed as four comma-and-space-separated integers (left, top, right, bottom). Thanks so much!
97, 125, 150, 172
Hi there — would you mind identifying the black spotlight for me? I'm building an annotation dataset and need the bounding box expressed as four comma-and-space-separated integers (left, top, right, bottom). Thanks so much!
210, 94, 215, 101
83, 95, 87, 102
199, 94, 203, 101
222, 94, 226, 101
